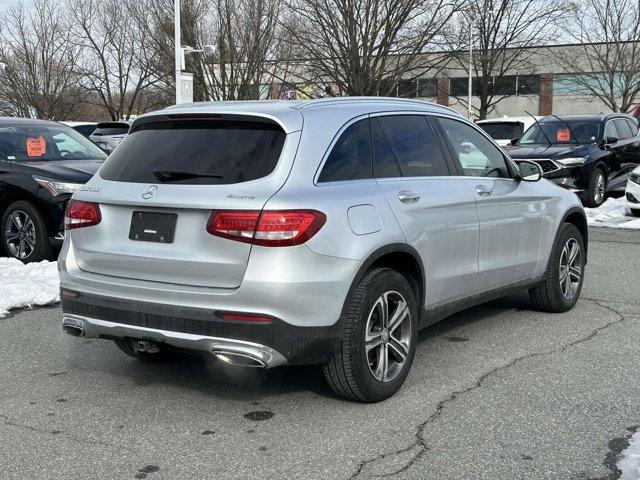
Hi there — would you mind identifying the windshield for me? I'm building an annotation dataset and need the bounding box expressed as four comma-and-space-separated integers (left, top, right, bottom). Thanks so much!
478, 122, 523, 140
518, 120, 600, 145
99, 119, 286, 185
0, 124, 108, 162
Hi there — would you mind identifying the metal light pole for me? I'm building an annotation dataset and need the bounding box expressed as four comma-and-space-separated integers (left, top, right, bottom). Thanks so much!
467, 19, 473, 120
174, 0, 181, 104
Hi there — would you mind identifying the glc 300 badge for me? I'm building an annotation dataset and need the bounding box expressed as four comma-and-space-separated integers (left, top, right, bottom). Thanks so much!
141, 185, 158, 199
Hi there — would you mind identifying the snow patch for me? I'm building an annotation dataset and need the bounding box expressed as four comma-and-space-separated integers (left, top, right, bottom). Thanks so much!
0, 258, 59, 317
584, 197, 640, 229
617, 428, 640, 480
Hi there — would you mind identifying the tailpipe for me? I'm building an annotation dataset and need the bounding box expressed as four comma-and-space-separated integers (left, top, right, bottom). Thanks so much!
63, 324, 85, 337
213, 350, 267, 368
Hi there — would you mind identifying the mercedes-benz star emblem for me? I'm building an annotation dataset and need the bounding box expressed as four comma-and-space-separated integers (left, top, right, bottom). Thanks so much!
141, 185, 158, 199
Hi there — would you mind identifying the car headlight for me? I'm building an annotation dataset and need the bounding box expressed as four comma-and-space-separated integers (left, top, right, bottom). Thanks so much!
630, 172, 640, 184
556, 157, 588, 166
33, 176, 84, 196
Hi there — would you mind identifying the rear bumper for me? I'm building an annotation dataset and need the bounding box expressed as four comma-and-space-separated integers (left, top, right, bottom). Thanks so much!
61, 292, 342, 366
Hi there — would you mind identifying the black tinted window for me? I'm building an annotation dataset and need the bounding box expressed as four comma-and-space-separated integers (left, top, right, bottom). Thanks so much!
93, 127, 129, 136
372, 119, 401, 178
438, 117, 510, 178
318, 119, 371, 182
478, 122, 523, 140
614, 119, 633, 139
100, 120, 285, 185
74, 125, 97, 137
379, 115, 449, 177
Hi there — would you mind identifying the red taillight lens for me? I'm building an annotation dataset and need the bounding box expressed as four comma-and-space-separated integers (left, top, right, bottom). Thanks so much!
64, 200, 101, 230
218, 312, 274, 323
207, 210, 326, 247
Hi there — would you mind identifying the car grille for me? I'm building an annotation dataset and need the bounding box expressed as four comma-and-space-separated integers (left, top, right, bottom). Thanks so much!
527, 159, 561, 174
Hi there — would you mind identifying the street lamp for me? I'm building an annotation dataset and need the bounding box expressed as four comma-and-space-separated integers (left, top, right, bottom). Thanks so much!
465, 8, 495, 120
174, 0, 215, 104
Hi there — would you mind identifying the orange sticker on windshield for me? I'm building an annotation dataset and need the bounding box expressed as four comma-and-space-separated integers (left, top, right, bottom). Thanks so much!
556, 129, 571, 142
26, 136, 46, 157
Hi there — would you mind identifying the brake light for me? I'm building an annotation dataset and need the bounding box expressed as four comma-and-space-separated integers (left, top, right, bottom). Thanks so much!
218, 312, 274, 323
64, 200, 101, 230
207, 210, 326, 247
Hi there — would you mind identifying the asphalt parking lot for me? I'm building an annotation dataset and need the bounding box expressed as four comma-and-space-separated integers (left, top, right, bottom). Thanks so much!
1, 227, 639, 480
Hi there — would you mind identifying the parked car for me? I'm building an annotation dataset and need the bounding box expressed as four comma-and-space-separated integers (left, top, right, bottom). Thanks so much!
61, 121, 98, 138
507, 114, 640, 207
0, 118, 108, 261
476, 115, 541, 147
89, 121, 129, 153
60, 98, 587, 402
626, 165, 640, 216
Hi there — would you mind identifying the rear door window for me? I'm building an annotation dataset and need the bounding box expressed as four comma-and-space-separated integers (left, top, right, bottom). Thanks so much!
318, 118, 371, 182
378, 115, 450, 177
627, 119, 640, 136
614, 119, 633, 140
99, 120, 286, 185
372, 118, 401, 178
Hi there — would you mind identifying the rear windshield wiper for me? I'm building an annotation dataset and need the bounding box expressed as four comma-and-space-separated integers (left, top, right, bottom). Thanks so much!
153, 169, 224, 182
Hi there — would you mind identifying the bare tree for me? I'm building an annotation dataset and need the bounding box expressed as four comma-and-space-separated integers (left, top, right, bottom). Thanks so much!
0, 0, 84, 119
67, 0, 161, 120
555, 0, 640, 113
281, 0, 459, 96
448, 0, 564, 119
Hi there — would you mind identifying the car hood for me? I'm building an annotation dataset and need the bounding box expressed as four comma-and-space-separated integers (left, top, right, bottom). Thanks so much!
507, 144, 593, 160
12, 159, 104, 183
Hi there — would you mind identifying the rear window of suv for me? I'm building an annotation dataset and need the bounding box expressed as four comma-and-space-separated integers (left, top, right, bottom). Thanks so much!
99, 120, 286, 185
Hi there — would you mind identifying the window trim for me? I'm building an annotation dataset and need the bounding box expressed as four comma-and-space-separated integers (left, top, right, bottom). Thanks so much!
369, 111, 457, 179
431, 114, 518, 181
603, 119, 619, 142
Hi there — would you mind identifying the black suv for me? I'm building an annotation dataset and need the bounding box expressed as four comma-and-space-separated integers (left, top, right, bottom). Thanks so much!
0, 118, 107, 262
507, 114, 640, 207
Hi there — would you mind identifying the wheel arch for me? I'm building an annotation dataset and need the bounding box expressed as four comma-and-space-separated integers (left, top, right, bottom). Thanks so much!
343, 244, 426, 314
0, 188, 55, 233
561, 207, 588, 262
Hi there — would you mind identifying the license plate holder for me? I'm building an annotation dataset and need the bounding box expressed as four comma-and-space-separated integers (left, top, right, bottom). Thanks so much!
129, 211, 177, 243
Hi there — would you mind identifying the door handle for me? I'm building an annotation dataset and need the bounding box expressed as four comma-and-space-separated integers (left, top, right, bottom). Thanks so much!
475, 184, 494, 197
398, 190, 421, 204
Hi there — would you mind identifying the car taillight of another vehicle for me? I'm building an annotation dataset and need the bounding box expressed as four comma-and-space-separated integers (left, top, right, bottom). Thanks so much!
64, 200, 102, 230
207, 210, 326, 247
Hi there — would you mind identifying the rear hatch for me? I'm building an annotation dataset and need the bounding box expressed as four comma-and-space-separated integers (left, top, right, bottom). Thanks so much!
69, 115, 296, 288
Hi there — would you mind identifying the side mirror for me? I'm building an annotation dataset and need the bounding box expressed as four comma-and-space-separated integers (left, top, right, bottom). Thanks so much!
518, 160, 542, 182
605, 136, 618, 145
511, 137, 520, 145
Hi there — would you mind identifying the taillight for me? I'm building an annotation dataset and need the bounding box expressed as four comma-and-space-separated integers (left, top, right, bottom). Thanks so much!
64, 200, 101, 230
206, 210, 326, 247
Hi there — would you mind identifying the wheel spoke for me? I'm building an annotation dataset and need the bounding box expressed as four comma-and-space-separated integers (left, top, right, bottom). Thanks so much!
380, 293, 390, 327
569, 265, 581, 281
5, 232, 19, 242
11, 212, 23, 229
388, 302, 408, 333
18, 239, 25, 258
365, 334, 383, 353
24, 236, 36, 250
388, 337, 408, 363
372, 343, 386, 381
568, 242, 579, 265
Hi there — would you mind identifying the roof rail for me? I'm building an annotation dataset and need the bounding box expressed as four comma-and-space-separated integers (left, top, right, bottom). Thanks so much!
294, 96, 459, 114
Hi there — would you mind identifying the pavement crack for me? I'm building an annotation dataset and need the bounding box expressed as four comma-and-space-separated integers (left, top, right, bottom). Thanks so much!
348, 298, 629, 479
0, 413, 122, 449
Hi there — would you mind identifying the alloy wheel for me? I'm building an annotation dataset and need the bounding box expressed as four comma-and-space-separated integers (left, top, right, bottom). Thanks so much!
594, 173, 605, 205
365, 291, 411, 383
4, 210, 36, 260
559, 238, 582, 301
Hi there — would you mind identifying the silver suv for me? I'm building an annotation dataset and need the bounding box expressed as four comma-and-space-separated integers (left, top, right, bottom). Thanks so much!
59, 98, 587, 402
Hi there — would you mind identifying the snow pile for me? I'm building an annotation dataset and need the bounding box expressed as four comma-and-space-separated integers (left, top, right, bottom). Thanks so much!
617, 428, 640, 480
584, 197, 640, 229
0, 258, 60, 317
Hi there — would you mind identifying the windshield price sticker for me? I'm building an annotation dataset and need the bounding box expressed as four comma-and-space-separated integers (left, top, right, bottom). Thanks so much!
26, 136, 46, 157
556, 129, 571, 142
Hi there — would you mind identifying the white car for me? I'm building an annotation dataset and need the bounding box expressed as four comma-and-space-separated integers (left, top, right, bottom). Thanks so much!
477, 116, 542, 147
626, 165, 640, 216
89, 122, 130, 153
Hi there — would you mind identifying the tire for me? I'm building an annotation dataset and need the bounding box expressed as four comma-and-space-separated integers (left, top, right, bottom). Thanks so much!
584, 167, 607, 208
1, 200, 54, 262
113, 338, 170, 361
323, 268, 418, 402
529, 223, 585, 313
630, 209, 640, 217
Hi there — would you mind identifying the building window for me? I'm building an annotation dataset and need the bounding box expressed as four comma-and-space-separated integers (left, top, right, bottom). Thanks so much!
397, 79, 418, 98
517, 75, 540, 95
417, 79, 438, 97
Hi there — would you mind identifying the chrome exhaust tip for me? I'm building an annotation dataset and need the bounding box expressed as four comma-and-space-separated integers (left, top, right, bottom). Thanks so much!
213, 350, 267, 368
62, 325, 85, 337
